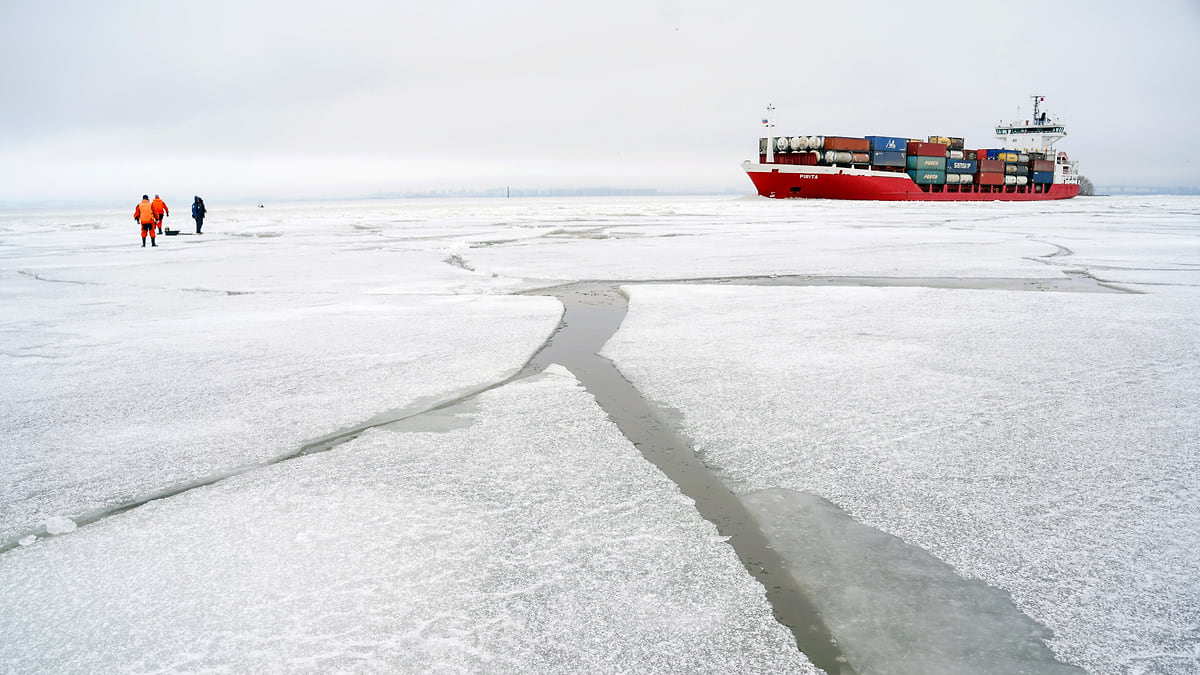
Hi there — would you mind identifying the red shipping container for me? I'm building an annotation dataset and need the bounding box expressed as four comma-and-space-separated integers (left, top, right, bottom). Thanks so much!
1031, 159, 1054, 172
976, 172, 1005, 186
977, 159, 1004, 173
824, 136, 871, 152
906, 141, 946, 157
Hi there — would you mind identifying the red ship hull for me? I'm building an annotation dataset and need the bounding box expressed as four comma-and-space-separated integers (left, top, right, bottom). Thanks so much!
743, 163, 1079, 201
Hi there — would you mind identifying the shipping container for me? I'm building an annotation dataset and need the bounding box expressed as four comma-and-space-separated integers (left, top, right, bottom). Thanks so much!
964, 150, 977, 160
1031, 159, 1054, 172
866, 136, 908, 152
851, 152, 870, 164
906, 155, 947, 171
1018, 153, 1029, 163
871, 150, 907, 167
823, 136, 871, 152
906, 141, 947, 157
982, 149, 1002, 160
907, 169, 946, 185
823, 150, 854, 164
976, 172, 1005, 186
948, 150, 964, 160
1031, 171, 1055, 184
930, 136, 965, 150
1013, 164, 1029, 176
774, 152, 820, 166
997, 152, 1019, 163
1016, 175, 1029, 186
977, 158, 1003, 173
945, 159, 977, 173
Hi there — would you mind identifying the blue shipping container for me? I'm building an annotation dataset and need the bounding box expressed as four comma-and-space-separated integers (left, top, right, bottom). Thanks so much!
866, 136, 908, 152
871, 150, 906, 167
1031, 171, 1055, 184
945, 159, 977, 174
983, 149, 1002, 160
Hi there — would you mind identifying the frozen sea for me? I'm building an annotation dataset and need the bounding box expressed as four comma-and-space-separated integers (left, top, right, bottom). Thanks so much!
1, 194, 1198, 673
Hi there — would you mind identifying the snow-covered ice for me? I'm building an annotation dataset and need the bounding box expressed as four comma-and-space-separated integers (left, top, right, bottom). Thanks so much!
604, 283, 1200, 674
0, 273, 561, 543
2, 194, 1198, 673
0, 366, 810, 673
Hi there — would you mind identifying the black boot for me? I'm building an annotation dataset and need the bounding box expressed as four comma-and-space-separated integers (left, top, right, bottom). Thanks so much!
151, 240, 157, 247
142, 240, 146, 247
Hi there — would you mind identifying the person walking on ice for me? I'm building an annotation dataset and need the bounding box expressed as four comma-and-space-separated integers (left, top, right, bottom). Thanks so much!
135, 195, 157, 247
191, 196, 206, 234
151, 194, 169, 234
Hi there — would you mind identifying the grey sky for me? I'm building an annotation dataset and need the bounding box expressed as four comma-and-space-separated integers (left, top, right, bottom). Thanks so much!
2, 0, 1197, 203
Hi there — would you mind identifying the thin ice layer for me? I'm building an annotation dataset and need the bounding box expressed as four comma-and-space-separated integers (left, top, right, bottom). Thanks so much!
0, 281, 561, 541
603, 284, 1200, 674
0, 366, 814, 674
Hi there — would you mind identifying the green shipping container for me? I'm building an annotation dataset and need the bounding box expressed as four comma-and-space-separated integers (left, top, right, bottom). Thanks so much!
906, 155, 947, 171
907, 169, 946, 185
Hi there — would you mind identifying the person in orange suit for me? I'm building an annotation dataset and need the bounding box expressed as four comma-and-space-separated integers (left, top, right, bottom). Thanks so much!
135, 195, 157, 247
151, 194, 169, 234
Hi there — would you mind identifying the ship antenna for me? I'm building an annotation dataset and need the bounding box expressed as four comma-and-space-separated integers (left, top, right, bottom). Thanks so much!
763, 103, 776, 162
1031, 94, 1043, 125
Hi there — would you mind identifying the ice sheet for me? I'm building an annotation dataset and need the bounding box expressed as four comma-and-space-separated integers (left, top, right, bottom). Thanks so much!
460, 197, 1060, 281
0, 366, 814, 674
0, 275, 561, 542
4, 194, 1199, 673
603, 284, 1200, 673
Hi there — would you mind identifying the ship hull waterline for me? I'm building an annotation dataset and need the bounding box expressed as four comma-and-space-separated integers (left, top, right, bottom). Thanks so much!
743, 162, 1079, 201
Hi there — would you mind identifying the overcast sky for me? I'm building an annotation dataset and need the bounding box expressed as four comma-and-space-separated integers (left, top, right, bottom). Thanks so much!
1, 0, 1197, 204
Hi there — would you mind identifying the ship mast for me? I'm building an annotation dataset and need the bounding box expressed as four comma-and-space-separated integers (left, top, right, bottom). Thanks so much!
763, 103, 775, 163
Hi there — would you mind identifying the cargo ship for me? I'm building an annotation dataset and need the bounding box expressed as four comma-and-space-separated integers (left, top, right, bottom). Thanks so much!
743, 96, 1080, 201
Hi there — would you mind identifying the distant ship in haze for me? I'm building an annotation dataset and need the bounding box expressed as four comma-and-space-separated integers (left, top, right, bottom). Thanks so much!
743, 96, 1080, 201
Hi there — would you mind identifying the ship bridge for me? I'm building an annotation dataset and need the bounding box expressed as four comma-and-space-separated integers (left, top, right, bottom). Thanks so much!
995, 95, 1067, 153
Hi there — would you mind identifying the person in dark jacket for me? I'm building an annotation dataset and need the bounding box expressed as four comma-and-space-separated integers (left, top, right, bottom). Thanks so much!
191, 196, 207, 234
